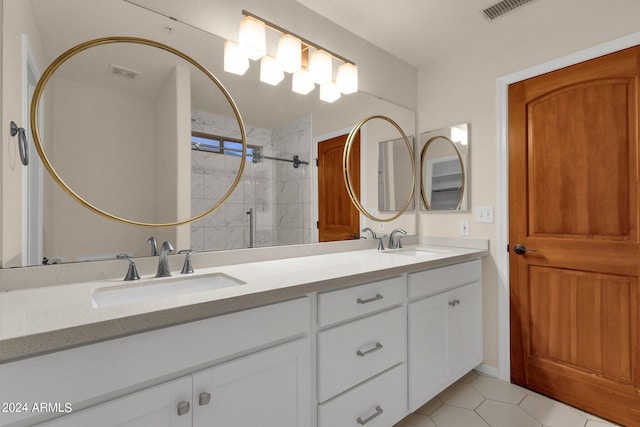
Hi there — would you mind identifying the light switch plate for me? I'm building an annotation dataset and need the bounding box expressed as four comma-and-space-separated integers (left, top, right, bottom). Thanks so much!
476, 206, 494, 223
460, 220, 470, 236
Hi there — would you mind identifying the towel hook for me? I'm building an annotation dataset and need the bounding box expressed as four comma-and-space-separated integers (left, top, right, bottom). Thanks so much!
10, 121, 29, 166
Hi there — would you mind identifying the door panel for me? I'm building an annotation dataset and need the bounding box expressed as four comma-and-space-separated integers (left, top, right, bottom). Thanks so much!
318, 133, 360, 242
509, 46, 640, 426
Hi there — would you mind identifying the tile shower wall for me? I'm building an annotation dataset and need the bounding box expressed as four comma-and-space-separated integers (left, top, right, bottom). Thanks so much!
270, 115, 313, 246
190, 110, 312, 251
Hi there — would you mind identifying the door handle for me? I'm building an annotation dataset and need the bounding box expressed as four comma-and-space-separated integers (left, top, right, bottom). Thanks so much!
513, 244, 537, 255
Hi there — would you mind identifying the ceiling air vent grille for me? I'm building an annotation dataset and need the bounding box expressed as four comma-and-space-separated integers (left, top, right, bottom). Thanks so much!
108, 64, 140, 79
482, 0, 534, 21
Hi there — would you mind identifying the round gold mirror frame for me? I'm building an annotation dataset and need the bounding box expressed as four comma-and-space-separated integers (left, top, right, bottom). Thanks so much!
343, 115, 415, 222
420, 135, 465, 210
30, 36, 247, 227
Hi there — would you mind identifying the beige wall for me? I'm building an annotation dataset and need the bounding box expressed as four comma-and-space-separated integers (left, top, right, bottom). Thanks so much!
417, 6, 640, 372
0, 0, 47, 267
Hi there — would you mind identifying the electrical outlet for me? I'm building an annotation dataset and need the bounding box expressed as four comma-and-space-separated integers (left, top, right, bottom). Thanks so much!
476, 206, 494, 223
379, 222, 385, 231
460, 220, 470, 236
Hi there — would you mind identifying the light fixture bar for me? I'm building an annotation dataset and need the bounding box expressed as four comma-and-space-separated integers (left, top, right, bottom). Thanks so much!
241, 10, 355, 66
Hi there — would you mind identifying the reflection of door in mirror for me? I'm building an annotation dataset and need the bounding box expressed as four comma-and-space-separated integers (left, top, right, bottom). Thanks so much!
24, 39, 44, 267
318, 133, 360, 241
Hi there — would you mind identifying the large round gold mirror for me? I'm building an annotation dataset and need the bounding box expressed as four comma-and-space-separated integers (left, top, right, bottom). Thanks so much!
30, 36, 246, 227
343, 115, 415, 222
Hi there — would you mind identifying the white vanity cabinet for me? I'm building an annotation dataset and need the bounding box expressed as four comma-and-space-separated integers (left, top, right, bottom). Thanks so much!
316, 276, 408, 427
2, 298, 310, 427
407, 260, 482, 411
35, 377, 193, 427
36, 338, 310, 427
191, 337, 310, 427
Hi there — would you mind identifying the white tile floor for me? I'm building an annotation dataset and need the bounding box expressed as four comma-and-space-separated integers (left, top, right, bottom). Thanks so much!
394, 371, 621, 427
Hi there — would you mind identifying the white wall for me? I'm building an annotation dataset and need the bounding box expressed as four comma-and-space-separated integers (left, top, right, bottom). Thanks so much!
417, 4, 640, 373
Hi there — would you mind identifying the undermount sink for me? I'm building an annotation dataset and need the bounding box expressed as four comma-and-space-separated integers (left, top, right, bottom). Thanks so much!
384, 247, 452, 257
91, 272, 245, 308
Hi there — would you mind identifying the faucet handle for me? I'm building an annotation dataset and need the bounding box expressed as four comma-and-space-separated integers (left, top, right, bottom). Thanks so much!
147, 236, 158, 256
160, 241, 174, 253
117, 254, 140, 281
178, 250, 195, 274
375, 236, 386, 251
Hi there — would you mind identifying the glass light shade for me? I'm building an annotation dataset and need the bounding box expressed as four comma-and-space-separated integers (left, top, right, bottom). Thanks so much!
336, 63, 358, 94
309, 50, 332, 84
223, 41, 249, 75
292, 69, 315, 95
260, 55, 284, 86
238, 16, 266, 60
276, 35, 302, 73
319, 81, 341, 103
451, 127, 468, 145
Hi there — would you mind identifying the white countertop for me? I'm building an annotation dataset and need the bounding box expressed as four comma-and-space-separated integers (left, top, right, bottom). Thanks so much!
0, 243, 487, 363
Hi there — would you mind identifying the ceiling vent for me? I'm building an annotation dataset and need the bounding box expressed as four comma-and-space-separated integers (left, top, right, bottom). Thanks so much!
482, 0, 534, 21
108, 64, 139, 79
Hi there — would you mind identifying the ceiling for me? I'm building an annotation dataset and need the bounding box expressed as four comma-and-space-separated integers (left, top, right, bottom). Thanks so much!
295, 0, 640, 67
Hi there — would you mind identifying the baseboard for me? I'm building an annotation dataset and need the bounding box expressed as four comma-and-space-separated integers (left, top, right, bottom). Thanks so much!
475, 363, 501, 379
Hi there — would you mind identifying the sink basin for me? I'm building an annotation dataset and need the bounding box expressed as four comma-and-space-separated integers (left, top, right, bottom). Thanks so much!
92, 272, 245, 308
384, 247, 451, 257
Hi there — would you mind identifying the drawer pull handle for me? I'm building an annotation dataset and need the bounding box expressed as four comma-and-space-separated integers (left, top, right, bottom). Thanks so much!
199, 392, 211, 406
357, 293, 383, 304
449, 299, 460, 307
357, 342, 383, 357
177, 401, 190, 416
357, 405, 384, 425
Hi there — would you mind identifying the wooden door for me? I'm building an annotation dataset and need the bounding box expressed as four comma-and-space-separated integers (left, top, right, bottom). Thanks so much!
509, 46, 640, 426
318, 133, 360, 242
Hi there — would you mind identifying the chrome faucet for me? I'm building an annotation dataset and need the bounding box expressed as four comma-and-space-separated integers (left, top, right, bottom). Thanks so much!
156, 241, 174, 278
361, 227, 377, 239
388, 229, 407, 249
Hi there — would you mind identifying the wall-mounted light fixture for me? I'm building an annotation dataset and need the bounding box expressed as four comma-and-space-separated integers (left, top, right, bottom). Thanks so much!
224, 10, 358, 103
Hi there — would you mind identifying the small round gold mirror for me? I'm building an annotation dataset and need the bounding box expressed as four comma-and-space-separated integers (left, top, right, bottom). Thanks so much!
420, 135, 465, 210
30, 36, 247, 227
343, 115, 415, 222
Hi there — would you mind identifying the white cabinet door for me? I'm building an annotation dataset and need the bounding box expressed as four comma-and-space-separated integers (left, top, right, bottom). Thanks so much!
192, 338, 310, 427
408, 281, 483, 412
35, 377, 192, 427
449, 281, 483, 380
408, 291, 450, 411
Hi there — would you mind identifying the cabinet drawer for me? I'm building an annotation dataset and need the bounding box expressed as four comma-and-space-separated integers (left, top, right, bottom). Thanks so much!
318, 364, 407, 427
318, 307, 406, 402
318, 275, 405, 327
408, 259, 481, 299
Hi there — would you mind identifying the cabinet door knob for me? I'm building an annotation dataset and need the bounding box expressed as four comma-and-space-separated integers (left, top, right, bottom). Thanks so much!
357, 405, 384, 425
357, 293, 383, 304
177, 401, 190, 416
448, 299, 460, 307
199, 392, 211, 406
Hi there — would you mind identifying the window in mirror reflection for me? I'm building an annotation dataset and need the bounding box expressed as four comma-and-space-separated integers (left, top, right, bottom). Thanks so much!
191, 132, 258, 161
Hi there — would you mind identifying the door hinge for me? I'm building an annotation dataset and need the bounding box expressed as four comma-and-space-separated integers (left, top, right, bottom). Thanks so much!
316, 158, 319, 167
507, 244, 510, 253
316, 221, 319, 229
